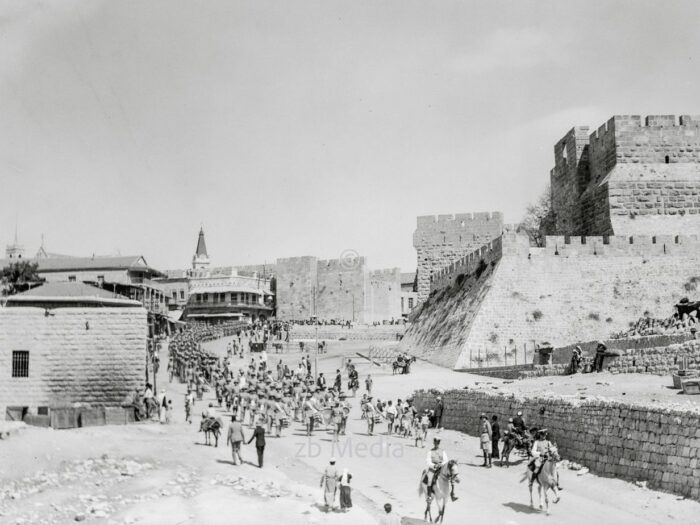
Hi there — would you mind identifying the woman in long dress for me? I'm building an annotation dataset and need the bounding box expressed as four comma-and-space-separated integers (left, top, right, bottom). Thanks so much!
339, 468, 352, 512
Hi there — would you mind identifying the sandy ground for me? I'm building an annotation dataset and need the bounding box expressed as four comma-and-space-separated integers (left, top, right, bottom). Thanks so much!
1, 336, 699, 525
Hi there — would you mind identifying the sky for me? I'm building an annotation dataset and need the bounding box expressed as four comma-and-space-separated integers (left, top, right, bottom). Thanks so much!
1, 0, 700, 272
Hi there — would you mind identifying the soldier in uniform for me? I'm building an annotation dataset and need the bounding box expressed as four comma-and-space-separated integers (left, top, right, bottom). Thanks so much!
425, 437, 458, 501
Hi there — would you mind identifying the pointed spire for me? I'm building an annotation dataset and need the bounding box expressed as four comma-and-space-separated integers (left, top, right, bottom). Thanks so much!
195, 227, 208, 257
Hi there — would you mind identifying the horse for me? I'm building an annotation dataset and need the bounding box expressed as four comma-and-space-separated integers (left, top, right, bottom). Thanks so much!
199, 417, 222, 447
520, 446, 561, 515
418, 460, 460, 523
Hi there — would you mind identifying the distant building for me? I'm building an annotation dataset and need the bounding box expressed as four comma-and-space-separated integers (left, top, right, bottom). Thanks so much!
0, 250, 169, 337
400, 272, 417, 318
5, 229, 25, 260
158, 227, 274, 324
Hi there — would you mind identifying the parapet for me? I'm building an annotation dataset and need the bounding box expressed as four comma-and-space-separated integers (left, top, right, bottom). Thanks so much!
416, 211, 503, 226
317, 256, 367, 271
530, 234, 700, 257
429, 237, 504, 292
368, 268, 401, 278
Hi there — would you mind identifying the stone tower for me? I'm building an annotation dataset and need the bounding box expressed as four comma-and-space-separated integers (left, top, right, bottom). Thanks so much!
550, 115, 700, 237
413, 212, 504, 303
192, 227, 210, 271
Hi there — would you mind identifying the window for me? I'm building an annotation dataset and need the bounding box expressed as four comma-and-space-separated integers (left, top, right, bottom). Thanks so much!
213, 293, 219, 303
172, 291, 177, 301
180, 290, 185, 300
220, 293, 225, 303
203, 293, 209, 302
97, 275, 105, 285
408, 298, 414, 309
12, 351, 29, 378
68, 275, 76, 282
232, 293, 238, 303
665, 155, 670, 164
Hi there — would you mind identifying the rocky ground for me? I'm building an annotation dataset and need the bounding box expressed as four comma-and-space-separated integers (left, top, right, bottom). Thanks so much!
1, 335, 700, 524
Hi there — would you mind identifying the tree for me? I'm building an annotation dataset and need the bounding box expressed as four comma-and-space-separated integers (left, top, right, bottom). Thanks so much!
521, 185, 556, 247
1, 261, 44, 296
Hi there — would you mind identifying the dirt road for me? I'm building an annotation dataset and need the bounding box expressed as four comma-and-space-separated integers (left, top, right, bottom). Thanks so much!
1, 335, 698, 524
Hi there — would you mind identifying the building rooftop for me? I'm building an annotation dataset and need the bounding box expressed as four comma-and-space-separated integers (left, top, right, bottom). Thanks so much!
6, 282, 140, 307
0, 255, 162, 275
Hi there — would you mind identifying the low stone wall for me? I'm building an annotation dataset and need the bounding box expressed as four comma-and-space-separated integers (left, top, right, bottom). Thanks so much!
290, 325, 405, 341
457, 364, 535, 379
520, 339, 700, 379
412, 388, 700, 500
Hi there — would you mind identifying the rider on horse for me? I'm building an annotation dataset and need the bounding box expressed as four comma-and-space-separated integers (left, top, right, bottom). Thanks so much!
426, 437, 458, 502
528, 429, 552, 478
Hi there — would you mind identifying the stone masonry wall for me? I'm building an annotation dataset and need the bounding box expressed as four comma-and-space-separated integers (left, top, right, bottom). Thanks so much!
402, 232, 700, 369
550, 126, 590, 235
518, 338, 700, 379
399, 238, 503, 368
412, 388, 700, 500
315, 257, 367, 324
0, 307, 147, 416
364, 268, 402, 324
275, 257, 318, 321
550, 115, 700, 237
413, 212, 503, 303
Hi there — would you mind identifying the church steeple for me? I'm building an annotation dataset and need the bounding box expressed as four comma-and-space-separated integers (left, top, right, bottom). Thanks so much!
6, 220, 25, 259
192, 227, 210, 270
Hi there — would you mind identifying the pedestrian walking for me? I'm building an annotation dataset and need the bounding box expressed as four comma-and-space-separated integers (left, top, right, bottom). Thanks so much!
227, 414, 245, 466
339, 468, 352, 512
592, 341, 607, 372
320, 458, 338, 511
246, 418, 266, 468
434, 396, 444, 429
479, 413, 493, 467
385, 400, 397, 435
491, 414, 501, 460
365, 374, 373, 396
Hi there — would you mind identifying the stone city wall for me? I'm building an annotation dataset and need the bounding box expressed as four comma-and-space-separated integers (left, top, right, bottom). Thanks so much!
0, 307, 147, 416
364, 268, 402, 324
275, 256, 318, 321
315, 257, 367, 324
401, 232, 700, 369
412, 388, 700, 500
413, 212, 503, 303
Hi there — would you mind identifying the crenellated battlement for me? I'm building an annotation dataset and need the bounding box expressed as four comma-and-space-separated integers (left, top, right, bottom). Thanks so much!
550, 114, 700, 239
428, 231, 700, 294
533, 233, 700, 257
368, 268, 400, 279
416, 211, 502, 226
414, 210, 505, 302
317, 256, 367, 269
429, 237, 503, 292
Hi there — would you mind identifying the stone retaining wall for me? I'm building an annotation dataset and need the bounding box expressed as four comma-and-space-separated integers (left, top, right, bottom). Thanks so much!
290, 325, 405, 341
518, 339, 700, 379
412, 388, 700, 500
